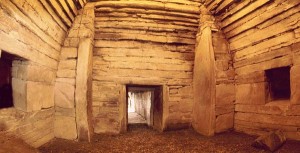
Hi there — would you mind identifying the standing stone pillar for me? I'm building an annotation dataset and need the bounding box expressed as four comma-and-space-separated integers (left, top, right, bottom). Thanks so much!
192, 6, 216, 136
75, 4, 95, 142
54, 3, 95, 142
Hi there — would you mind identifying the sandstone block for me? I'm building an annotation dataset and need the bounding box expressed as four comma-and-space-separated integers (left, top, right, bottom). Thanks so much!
169, 102, 192, 114
55, 107, 76, 117
292, 42, 300, 53
216, 60, 229, 71
216, 69, 235, 80
67, 28, 79, 38
216, 84, 235, 106
236, 71, 266, 84
57, 69, 76, 78
295, 28, 300, 38
54, 116, 77, 140
82, 23, 94, 32
12, 78, 27, 111
78, 26, 94, 38
60, 47, 78, 60
73, 15, 82, 24
94, 117, 119, 134
177, 86, 193, 97
81, 16, 94, 24
215, 112, 234, 133
236, 82, 267, 105
291, 66, 300, 104
27, 65, 56, 84
64, 38, 80, 47
27, 82, 54, 111
58, 60, 77, 70
55, 82, 75, 108
216, 104, 234, 116
71, 23, 81, 29
12, 62, 55, 84
212, 37, 229, 54
56, 78, 76, 85
252, 130, 286, 152
12, 61, 27, 80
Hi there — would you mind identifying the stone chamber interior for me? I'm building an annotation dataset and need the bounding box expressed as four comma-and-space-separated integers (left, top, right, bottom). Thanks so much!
0, 0, 300, 152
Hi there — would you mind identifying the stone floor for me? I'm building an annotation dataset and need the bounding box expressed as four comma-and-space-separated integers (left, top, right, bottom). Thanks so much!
0, 133, 38, 153
39, 125, 300, 153
128, 112, 147, 124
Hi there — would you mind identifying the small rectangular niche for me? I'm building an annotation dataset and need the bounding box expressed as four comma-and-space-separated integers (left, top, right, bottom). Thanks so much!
0, 52, 14, 108
266, 66, 291, 101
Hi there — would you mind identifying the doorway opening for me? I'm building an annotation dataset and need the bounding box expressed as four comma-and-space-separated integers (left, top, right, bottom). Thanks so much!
126, 85, 163, 131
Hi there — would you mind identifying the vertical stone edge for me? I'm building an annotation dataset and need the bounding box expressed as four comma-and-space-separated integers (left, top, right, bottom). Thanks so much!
192, 5, 216, 136
75, 38, 93, 142
119, 85, 127, 133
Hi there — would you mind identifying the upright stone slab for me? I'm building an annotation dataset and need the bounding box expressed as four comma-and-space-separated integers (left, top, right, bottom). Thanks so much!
75, 38, 93, 141
192, 7, 216, 136
54, 4, 95, 141
291, 65, 300, 105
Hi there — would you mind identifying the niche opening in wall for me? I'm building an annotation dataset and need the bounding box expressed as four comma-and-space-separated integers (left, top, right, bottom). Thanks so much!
266, 66, 291, 101
0, 51, 14, 108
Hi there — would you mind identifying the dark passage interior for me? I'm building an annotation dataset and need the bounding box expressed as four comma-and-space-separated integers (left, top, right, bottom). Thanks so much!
0, 52, 14, 108
266, 66, 291, 101
126, 85, 163, 130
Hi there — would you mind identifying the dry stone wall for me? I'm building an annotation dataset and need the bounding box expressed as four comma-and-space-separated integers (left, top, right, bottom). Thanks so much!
216, 0, 300, 140
55, 4, 94, 141
0, 0, 86, 147
92, 0, 200, 133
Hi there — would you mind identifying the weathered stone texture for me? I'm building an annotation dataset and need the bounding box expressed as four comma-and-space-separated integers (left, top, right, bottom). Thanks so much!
235, 83, 267, 105
60, 47, 78, 60
54, 4, 94, 141
0, 108, 55, 148
252, 130, 286, 152
215, 112, 234, 133
12, 78, 27, 111
0, 0, 86, 147
93, 0, 197, 134
27, 82, 54, 110
75, 37, 94, 141
212, 0, 300, 140
291, 66, 300, 105
55, 82, 75, 108
192, 23, 216, 136
216, 84, 235, 106
54, 116, 77, 140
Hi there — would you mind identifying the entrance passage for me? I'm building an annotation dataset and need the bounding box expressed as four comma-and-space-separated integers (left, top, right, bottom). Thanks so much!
126, 85, 163, 131
128, 90, 152, 125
